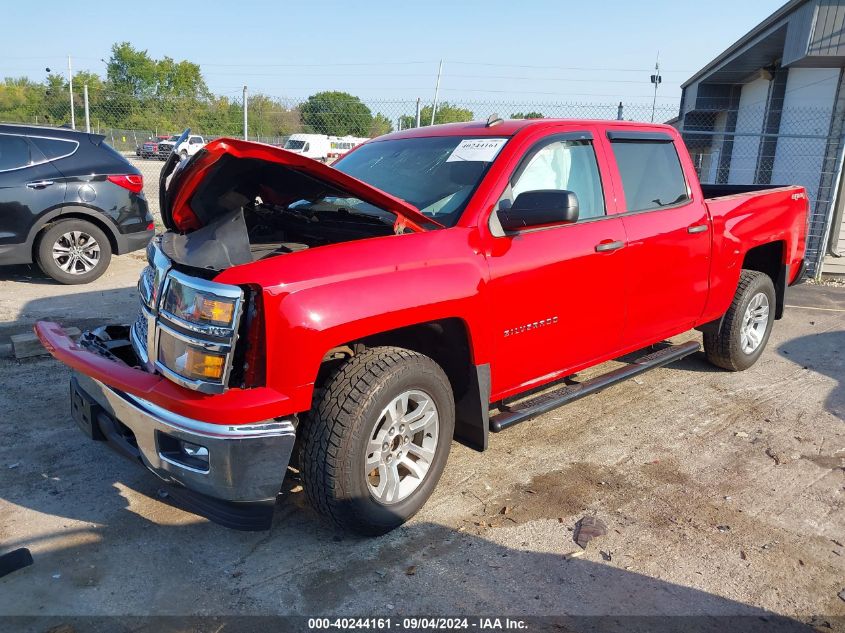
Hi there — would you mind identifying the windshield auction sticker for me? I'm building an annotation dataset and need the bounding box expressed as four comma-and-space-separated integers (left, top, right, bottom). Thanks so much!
446, 138, 508, 163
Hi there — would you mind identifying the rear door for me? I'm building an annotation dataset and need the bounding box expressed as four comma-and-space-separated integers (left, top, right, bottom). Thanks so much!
604, 130, 710, 344
483, 127, 629, 399
0, 132, 67, 248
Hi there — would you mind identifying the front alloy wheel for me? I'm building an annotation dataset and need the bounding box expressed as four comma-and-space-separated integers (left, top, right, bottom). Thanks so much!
365, 389, 440, 505
300, 346, 455, 535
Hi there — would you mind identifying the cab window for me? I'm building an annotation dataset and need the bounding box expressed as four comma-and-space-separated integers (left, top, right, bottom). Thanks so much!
504, 139, 605, 220
610, 139, 689, 211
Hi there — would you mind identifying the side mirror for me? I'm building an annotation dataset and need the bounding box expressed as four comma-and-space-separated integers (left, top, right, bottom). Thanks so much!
498, 190, 579, 232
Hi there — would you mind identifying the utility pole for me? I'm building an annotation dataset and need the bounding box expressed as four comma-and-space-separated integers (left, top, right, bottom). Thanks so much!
415, 97, 421, 128
430, 60, 443, 126
243, 85, 248, 141
617, 101, 624, 121
68, 55, 75, 130
650, 52, 662, 123
83, 84, 91, 133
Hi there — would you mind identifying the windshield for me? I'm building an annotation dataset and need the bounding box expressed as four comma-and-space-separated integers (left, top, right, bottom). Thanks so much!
285, 139, 307, 150
168, 136, 180, 141
332, 136, 506, 227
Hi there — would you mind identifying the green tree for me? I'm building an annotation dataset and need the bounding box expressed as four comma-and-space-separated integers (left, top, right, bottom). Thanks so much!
369, 112, 393, 137
106, 42, 158, 99
155, 57, 209, 99
43, 73, 71, 126
100, 43, 212, 132
300, 91, 373, 136
399, 102, 473, 129
511, 111, 544, 119
247, 94, 302, 139
0, 77, 47, 124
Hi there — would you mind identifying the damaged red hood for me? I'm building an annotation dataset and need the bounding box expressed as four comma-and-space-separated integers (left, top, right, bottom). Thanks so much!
161, 137, 443, 233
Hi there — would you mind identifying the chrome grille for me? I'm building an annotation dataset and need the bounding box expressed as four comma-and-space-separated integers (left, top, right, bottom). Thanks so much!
133, 311, 148, 349
141, 265, 154, 294
131, 309, 149, 364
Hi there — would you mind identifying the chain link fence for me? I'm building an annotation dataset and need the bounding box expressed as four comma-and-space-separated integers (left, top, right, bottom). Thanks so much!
3, 90, 840, 274
1, 93, 679, 222
680, 103, 844, 276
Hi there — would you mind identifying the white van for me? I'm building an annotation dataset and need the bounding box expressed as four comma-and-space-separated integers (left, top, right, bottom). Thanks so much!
283, 134, 368, 162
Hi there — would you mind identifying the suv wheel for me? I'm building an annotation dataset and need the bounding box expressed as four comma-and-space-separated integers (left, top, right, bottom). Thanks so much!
36, 219, 112, 285
704, 270, 775, 371
300, 346, 454, 536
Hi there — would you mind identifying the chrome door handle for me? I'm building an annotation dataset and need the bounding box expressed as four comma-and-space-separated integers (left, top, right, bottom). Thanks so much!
26, 180, 54, 189
688, 224, 708, 234
595, 240, 625, 252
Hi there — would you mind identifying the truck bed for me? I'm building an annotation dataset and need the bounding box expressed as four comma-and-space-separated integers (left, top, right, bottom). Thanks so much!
701, 183, 791, 200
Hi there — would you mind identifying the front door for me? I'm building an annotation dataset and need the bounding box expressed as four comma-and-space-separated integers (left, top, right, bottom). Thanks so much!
484, 131, 628, 400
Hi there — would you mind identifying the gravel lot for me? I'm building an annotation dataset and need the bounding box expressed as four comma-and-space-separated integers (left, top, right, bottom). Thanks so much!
0, 257, 843, 630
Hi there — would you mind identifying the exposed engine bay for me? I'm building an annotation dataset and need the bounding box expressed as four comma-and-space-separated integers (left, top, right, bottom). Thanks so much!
162, 154, 403, 271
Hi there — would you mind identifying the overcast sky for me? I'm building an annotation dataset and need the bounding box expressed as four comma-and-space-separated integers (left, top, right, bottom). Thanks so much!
3, 0, 785, 107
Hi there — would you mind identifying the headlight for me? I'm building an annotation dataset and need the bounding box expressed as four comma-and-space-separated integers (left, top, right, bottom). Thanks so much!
162, 272, 241, 329
154, 271, 243, 392
158, 328, 227, 382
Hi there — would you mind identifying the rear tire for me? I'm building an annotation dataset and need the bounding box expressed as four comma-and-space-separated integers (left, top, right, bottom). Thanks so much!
299, 346, 454, 536
36, 219, 112, 285
704, 270, 775, 371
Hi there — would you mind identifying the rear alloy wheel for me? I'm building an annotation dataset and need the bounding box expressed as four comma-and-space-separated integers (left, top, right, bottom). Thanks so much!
36, 219, 112, 284
704, 270, 775, 371
739, 292, 770, 354
300, 346, 454, 535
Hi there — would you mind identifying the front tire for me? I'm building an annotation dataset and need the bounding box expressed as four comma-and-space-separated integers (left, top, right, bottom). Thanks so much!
299, 346, 455, 536
704, 270, 775, 371
35, 219, 112, 285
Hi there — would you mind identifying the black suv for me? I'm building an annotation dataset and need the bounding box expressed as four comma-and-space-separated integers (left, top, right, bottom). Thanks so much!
0, 124, 154, 284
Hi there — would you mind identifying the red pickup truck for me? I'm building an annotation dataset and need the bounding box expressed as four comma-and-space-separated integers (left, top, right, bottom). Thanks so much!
37, 120, 808, 535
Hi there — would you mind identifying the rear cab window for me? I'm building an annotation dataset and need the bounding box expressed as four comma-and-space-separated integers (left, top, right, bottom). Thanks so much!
608, 132, 690, 212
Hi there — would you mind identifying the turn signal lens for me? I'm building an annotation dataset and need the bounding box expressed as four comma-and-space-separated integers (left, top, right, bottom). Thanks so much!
186, 348, 225, 379
158, 329, 227, 382
198, 298, 235, 325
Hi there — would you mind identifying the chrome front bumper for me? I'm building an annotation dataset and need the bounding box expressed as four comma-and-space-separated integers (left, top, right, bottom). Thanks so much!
71, 372, 296, 528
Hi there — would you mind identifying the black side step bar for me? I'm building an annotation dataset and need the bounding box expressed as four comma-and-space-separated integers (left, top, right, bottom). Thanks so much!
489, 340, 701, 432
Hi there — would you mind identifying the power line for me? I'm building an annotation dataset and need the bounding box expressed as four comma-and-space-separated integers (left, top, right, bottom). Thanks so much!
447, 60, 694, 73
440, 87, 681, 99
